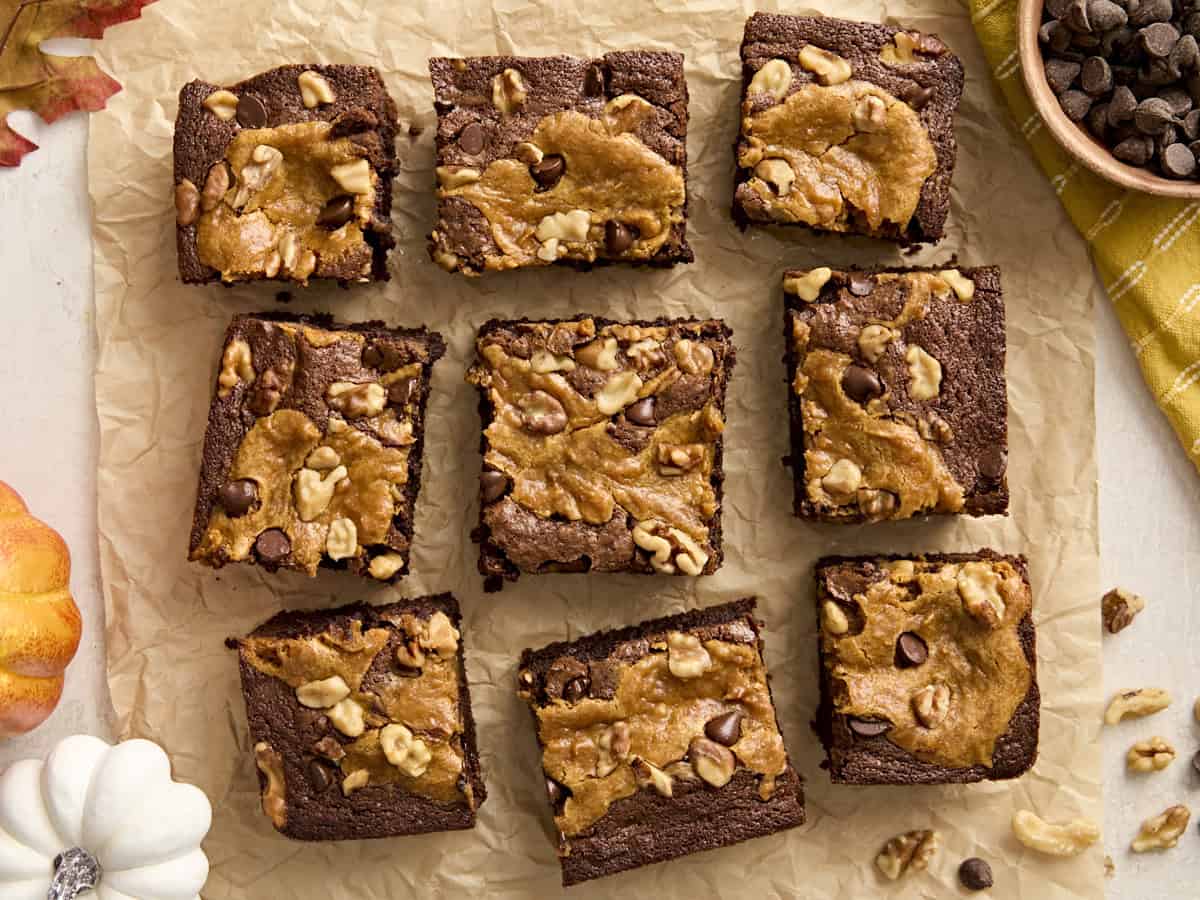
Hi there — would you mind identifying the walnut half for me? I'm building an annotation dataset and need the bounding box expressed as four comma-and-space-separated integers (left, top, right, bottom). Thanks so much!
1012, 810, 1100, 856
1102, 587, 1145, 634
1131, 805, 1190, 852
875, 829, 938, 880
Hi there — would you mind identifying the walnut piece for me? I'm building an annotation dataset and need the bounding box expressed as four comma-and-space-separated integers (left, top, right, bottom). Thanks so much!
217, 338, 255, 398
297, 70, 335, 108
492, 67, 527, 114
175, 179, 199, 226
296, 675, 351, 709
633, 521, 710, 576
858, 324, 896, 363
1127, 736, 1176, 772
657, 443, 705, 475
436, 165, 481, 189
234, 145, 283, 208
596, 721, 632, 777
341, 769, 369, 795
595, 371, 643, 415
783, 267, 833, 302
530, 350, 576, 374
514, 142, 543, 165
575, 337, 619, 371
822, 458, 862, 497
1102, 587, 1145, 634
673, 338, 715, 376
306, 446, 341, 470
689, 736, 735, 787
626, 338, 666, 371
939, 269, 976, 302
912, 684, 951, 728
519, 390, 568, 435
395, 638, 425, 670
419, 611, 460, 657
875, 829, 939, 880
327, 698, 366, 737
327, 381, 386, 418
536, 209, 590, 243
330, 158, 372, 195
957, 562, 1006, 628
748, 58, 792, 100
798, 45, 853, 85
905, 345, 942, 400
1131, 805, 1190, 852
631, 756, 673, 797
380, 723, 432, 777
200, 162, 230, 212
1105, 688, 1171, 725
822, 601, 850, 635
294, 464, 349, 521
754, 158, 795, 196
1012, 810, 1101, 856
852, 94, 887, 132
325, 517, 358, 560
203, 89, 239, 120
666, 631, 712, 679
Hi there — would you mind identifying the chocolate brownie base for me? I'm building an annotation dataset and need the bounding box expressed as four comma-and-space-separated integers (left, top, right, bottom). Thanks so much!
784, 263, 1008, 522
174, 65, 398, 285
467, 316, 733, 591
189, 313, 443, 581
519, 599, 805, 885
230, 596, 486, 840
815, 552, 1039, 785
735, 13, 964, 244
428, 52, 693, 274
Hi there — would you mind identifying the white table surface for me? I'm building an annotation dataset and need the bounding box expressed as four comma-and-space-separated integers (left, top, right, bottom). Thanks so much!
2, 100, 1198, 897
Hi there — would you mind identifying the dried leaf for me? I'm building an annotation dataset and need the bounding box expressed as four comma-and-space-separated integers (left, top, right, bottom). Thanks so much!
0, 0, 155, 166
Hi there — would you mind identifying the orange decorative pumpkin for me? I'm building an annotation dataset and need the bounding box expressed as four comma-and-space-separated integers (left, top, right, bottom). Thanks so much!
0, 481, 81, 737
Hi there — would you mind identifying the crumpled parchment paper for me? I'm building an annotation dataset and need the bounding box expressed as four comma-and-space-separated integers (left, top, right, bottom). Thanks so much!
89, 1, 1103, 897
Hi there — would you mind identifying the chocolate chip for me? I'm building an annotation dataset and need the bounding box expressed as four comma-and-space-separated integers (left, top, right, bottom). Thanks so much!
1114, 133, 1155, 163
254, 528, 291, 565
901, 83, 935, 110
959, 858, 994, 891
848, 717, 891, 737
1041, 20, 1073, 53
1130, 0, 1172, 27
1162, 141, 1198, 176
362, 345, 383, 369
1109, 84, 1139, 123
218, 479, 257, 517
458, 122, 485, 155
1073, 31, 1102, 50
387, 376, 417, 405
1171, 33, 1200, 71
584, 63, 606, 97
1088, 0, 1127, 31
1135, 96, 1176, 132
480, 470, 508, 503
979, 445, 1008, 481
236, 94, 268, 128
625, 397, 656, 426
1192, 749, 1200, 775
1059, 88, 1094, 120
1160, 86, 1194, 116
562, 676, 589, 702
841, 365, 883, 403
316, 195, 354, 229
546, 777, 567, 807
1183, 109, 1200, 140
1046, 0, 1072, 19
848, 275, 875, 296
308, 759, 333, 792
704, 710, 744, 747
1157, 122, 1180, 152
1046, 58, 1083, 94
604, 220, 637, 255
1081, 56, 1114, 94
1087, 101, 1111, 137
1065, 0, 1092, 32
895, 632, 929, 668
531, 154, 565, 190
1140, 22, 1181, 58
1185, 11, 1200, 40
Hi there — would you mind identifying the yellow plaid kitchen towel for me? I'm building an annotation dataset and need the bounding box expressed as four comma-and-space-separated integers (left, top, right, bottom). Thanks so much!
971, 0, 1200, 473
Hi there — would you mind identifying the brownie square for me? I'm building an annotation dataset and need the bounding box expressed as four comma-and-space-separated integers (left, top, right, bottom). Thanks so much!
784, 264, 1008, 522
427, 52, 693, 275
466, 316, 734, 590
815, 551, 1039, 785
228, 596, 486, 839
518, 599, 805, 885
174, 65, 398, 285
188, 313, 444, 581
734, 13, 964, 244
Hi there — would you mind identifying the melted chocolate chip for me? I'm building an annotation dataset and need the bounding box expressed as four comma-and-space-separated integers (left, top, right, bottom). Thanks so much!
959, 858, 994, 891
562, 676, 590, 702
531, 154, 566, 190
316, 195, 355, 228
895, 632, 929, 668
218, 479, 258, 517
604, 220, 637, 255
979, 445, 1008, 481
901, 83, 935, 110
236, 94, 268, 128
458, 122, 485, 155
254, 528, 291, 565
584, 63, 606, 97
625, 396, 656, 427
546, 776, 567, 807
841, 365, 883, 403
362, 345, 383, 369
388, 377, 417, 405
480, 470, 508, 503
704, 710, 744, 747
308, 759, 334, 792
847, 717, 891, 737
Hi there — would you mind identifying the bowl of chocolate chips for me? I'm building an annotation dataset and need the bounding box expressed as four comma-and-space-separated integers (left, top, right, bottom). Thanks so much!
1019, 0, 1200, 197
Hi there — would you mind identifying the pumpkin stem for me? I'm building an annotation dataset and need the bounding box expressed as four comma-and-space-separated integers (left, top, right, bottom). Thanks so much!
48, 847, 101, 900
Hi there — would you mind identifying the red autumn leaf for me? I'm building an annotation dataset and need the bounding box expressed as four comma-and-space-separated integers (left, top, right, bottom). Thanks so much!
0, 0, 156, 167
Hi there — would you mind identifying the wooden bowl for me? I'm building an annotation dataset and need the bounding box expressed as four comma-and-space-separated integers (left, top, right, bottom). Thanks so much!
1017, 0, 1200, 198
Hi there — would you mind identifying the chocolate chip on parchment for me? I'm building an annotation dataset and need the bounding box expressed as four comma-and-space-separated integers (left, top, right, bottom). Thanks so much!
236, 94, 268, 128
959, 858, 994, 891
480, 470, 508, 503
1059, 88, 1094, 120
458, 122, 485, 155
254, 528, 291, 564
625, 396, 656, 426
1162, 142, 1198, 176
531, 154, 566, 190
848, 717, 891, 737
704, 711, 744, 747
1046, 58, 1082, 94
895, 632, 929, 668
604, 220, 637, 255
316, 195, 355, 228
1081, 56, 1114, 94
841, 365, 883, 403
900, 83, 935, 111
218, 479, 258, 517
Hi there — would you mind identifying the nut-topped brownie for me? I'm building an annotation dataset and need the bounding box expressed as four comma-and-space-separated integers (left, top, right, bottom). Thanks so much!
735, 14, 964, 243
428, 53, 693, 275
189, 313, 443, 581
466, 316, 733, 590
518, 599, 805, 885
784, 264, 1007, 522
174, 65, 398, 285
815, 552, 1039, 784
228, 596, 486, 839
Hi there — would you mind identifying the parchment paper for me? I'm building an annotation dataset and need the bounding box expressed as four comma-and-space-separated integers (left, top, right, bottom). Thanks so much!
89, 1, 1104, 897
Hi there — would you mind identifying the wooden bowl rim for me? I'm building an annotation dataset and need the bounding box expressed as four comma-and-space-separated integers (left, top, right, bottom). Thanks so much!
1016, 0, 1200, 199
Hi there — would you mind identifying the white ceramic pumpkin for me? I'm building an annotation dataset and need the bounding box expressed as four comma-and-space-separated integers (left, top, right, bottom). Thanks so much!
0, 735, 212, 900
